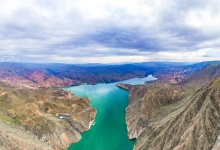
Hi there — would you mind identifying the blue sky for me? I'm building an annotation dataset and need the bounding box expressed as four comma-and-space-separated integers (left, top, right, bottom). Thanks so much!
0, 0, 220, 63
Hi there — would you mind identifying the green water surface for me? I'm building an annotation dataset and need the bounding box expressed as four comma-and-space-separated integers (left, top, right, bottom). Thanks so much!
66, 76, 157, 150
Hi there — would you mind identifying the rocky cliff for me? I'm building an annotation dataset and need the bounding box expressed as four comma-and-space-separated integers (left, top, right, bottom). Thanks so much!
116, 83, 185, 140
0, 82, 96, 150
117, 77, 220, 150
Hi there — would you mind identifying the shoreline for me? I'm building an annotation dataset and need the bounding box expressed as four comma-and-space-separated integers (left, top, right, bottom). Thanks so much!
67, 76, 157, 150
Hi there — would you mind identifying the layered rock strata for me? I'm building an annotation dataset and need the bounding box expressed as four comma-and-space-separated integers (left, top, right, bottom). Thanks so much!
116, 83, 184, 140
117, 78, 220, 150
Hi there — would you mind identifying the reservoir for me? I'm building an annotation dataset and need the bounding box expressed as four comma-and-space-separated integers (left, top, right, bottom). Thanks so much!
67, 76, 157, 150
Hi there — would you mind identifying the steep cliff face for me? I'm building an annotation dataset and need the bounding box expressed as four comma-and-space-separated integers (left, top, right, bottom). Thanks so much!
0, 83, 96, 150
117, 83, 185, 140
118, 77, 220, 150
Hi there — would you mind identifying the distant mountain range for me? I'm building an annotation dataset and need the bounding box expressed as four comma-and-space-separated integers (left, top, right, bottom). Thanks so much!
0, 61, 217, 89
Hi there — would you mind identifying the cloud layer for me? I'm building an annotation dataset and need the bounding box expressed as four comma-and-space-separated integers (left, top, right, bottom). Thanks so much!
0, 0, 220, 63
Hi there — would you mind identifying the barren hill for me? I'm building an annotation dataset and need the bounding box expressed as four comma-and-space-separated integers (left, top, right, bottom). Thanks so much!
0, 82, 96, 150
180, 62, 220, 86
117, 74, 220, 150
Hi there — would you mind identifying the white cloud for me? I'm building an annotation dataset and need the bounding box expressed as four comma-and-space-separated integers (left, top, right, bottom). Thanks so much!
0, 0, 220, 63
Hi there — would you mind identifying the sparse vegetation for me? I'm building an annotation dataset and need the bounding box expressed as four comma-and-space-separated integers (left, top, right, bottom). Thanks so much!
121, 64, 220, 150
0, 81, 96, 149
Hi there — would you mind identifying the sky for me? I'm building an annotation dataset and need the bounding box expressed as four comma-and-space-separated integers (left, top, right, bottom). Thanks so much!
0, 0, 220, 64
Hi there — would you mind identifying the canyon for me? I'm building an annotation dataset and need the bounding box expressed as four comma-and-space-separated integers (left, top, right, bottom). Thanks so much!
117, 62, 220, 150
0, 61, 220, 150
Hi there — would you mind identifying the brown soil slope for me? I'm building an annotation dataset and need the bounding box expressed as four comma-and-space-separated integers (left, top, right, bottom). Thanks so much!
180, 62, 220, 86
117, 77, 220, 150
0, 82, 96, 150
116, 83, 185, 140
0, 119, 53, 150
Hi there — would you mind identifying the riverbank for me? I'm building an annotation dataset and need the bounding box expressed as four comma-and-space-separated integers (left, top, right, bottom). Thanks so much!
67, 76, 157, 150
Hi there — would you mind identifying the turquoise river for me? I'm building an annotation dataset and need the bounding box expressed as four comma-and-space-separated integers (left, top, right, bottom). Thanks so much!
67, 76, 157, 150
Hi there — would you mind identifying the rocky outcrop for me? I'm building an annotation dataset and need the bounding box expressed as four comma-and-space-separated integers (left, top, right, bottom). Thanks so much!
0, 83, 96, 150
117, 83, 184, 140
0, 120, 53, 150
119, 77, 220, 150
212, 135, 220, 150
116, 83, 133, 91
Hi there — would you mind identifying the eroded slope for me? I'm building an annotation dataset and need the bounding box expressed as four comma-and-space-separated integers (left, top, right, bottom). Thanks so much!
180, 62, 220, 86
116, 83, 185, 139
117, 77, 220, 150
0, 83, 96, 150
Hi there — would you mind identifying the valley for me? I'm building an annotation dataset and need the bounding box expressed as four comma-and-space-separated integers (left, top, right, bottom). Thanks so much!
1, 1, 220, 149
0, 61, 220, 150
0, 62, 210, 89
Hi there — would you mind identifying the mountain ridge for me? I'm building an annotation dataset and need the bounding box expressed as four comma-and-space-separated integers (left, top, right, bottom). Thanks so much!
0, 61, 215, 89
0, 61, 220, 149
117, 62, 220, 150
180, 62, 220, 87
